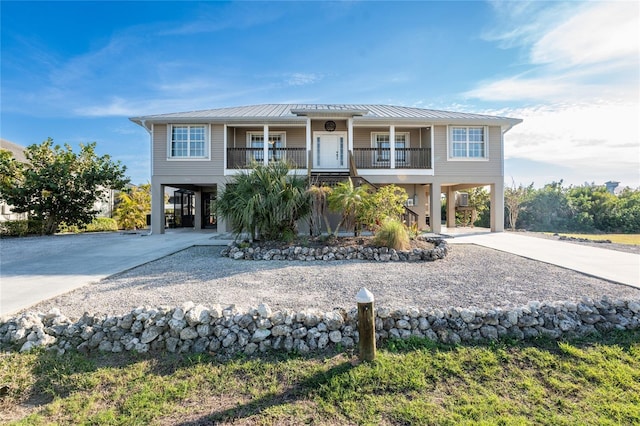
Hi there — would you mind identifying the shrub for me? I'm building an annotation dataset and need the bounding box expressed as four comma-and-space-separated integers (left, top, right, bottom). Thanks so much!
0, 219, 44, 237
0, 220, 28, 236
374, 219, 410, 251
58, 217, 118, 234
84, 217, 118, 232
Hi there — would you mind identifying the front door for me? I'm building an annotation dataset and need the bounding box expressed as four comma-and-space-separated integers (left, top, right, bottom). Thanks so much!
315, 132, 346, 169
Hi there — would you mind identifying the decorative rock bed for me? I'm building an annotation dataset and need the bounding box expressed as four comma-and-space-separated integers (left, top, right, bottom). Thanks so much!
2, 298, 638, 356
221, 236, 448, 262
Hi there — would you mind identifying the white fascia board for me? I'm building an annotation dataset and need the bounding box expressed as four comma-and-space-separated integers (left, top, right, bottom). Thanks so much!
358, 169, 435, 176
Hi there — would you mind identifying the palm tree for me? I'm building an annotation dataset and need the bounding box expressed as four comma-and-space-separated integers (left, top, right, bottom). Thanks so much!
306, 184, 332, 236
327, 178, 371, 236
216, 161, 310, 242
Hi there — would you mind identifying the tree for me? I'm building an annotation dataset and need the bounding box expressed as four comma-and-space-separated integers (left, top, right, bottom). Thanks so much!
327, 178, 372, 236
307, 184, 333, 236
362, 184, 408, 228
0, 138, 129, 235
216, 162, 310, 242
504, 180, 533, 230
114, 183, 151, 230
457, 186, 490, 227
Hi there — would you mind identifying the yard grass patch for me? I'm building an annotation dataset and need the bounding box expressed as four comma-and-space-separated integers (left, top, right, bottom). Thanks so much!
1, 330, 639, 425
545, 233, 640, 245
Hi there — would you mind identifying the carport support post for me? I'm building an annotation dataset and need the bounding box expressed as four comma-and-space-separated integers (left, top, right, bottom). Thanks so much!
357, 287, 376, 362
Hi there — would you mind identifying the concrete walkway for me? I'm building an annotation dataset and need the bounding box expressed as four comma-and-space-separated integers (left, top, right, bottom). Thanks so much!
447, 232, 640, 289
0, 230, 231, 317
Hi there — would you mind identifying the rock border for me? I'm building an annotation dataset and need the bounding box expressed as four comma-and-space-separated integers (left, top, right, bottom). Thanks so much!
221, 236, 448, 262
2, 297, 638, 356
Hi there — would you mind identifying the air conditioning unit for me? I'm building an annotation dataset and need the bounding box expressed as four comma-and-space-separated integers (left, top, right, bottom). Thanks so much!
456, 192, 469, 207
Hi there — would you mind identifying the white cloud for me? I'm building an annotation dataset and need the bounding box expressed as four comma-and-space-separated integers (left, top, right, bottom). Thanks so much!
530, 1, 639, 68
495, 101, 640, 187
469, 1, 640, 188
286, 73, 322, 86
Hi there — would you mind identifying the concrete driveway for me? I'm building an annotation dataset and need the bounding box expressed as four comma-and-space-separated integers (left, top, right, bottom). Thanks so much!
447, 232, 640, 289
0, 230, 228, 317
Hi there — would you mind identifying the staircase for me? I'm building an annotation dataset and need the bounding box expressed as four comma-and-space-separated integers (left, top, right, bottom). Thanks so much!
308, 171, 350, 187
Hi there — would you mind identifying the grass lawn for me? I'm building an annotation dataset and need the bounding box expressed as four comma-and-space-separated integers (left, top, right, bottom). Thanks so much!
1, 330, 639, 425
545, 233, 640, 245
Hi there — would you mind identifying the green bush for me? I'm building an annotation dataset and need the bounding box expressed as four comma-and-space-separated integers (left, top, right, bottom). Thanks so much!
58, 217, 118, 234
0, 220, 29, 236
0, 219, 45, 236
57, 222, 81, 233
84, 217, 118, 232
374, 219, 410, 250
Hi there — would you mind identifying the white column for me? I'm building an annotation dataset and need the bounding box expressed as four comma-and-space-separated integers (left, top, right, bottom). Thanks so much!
223, 124, 227, 171
347, 118, 354, 151
430, 182, 441, 234
151, 181, 165, 234
306, 118, 312, 170
447, 187, 456, 228
430, 126, 435, 171
194, 190, 202, 230
263, 124, 269, 166
490, 181, 505, 232
217, 183, 228, 232
389, 125, 395, 169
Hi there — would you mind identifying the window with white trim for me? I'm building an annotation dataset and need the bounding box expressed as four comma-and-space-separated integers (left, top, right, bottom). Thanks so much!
372, 132, 409, 163
247, 132, 285, 162
169, 125, 208, 158
449, 126, 486, 158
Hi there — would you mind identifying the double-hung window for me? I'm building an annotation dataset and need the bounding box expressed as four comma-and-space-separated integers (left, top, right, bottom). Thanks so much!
449, 126, 486, 159
247, 132, 285, 162
170, 125, 208, 158
372, 132, 409, 164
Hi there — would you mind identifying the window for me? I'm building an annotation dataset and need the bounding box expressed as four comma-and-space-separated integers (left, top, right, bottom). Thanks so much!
372, 132, 409, 163
449, 126, 486, 159
170, 125, 208, 158
247, 132, 285, 162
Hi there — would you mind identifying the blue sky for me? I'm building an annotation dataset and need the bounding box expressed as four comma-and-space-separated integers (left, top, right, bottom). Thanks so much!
1, 1, 638, 188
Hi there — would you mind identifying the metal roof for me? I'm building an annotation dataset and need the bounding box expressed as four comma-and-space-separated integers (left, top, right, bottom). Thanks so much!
130, 104, 522, 129
0, 138, 27, 163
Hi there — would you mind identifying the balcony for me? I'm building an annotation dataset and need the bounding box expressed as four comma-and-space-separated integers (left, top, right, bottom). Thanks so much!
227, 147, 307, 169
352, 147, 432, 169
226, 147, 431, 170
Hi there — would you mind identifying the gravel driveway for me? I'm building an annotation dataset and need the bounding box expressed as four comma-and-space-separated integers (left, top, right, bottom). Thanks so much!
24, 244, 640, 319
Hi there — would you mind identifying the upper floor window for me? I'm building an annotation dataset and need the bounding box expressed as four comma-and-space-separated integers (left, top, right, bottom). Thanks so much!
449, 126, 486, 159
170, 125, 208, 158
247, 132, 285, 162
372, 132, 409, 163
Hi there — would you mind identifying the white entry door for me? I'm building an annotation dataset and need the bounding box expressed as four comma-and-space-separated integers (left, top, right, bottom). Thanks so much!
315, 132, 346, 169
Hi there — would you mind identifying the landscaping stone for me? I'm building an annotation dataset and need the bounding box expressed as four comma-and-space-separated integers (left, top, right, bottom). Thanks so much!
2, 298, 638, 357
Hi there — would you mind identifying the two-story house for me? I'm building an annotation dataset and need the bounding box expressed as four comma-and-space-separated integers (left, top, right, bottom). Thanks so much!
130, 104, 522, 235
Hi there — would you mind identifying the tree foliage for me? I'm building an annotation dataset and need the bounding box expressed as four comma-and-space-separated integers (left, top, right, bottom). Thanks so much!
507, 180, 640, 233
215, 162, 310, 242
0, 138, 129, 235
326, 178, 372, 235
307, 184, 332, 237
114, 183, 151, 230
505, 180, 534, 231
361, 184, 408, 228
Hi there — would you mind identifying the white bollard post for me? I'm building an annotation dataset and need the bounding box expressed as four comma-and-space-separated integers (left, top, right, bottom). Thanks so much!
356, 287, 376, 362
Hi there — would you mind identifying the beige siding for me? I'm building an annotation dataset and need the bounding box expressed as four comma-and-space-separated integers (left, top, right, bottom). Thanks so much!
311, 120, 347, 132
153, 124, 224, 177
433, 125, 503, 178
